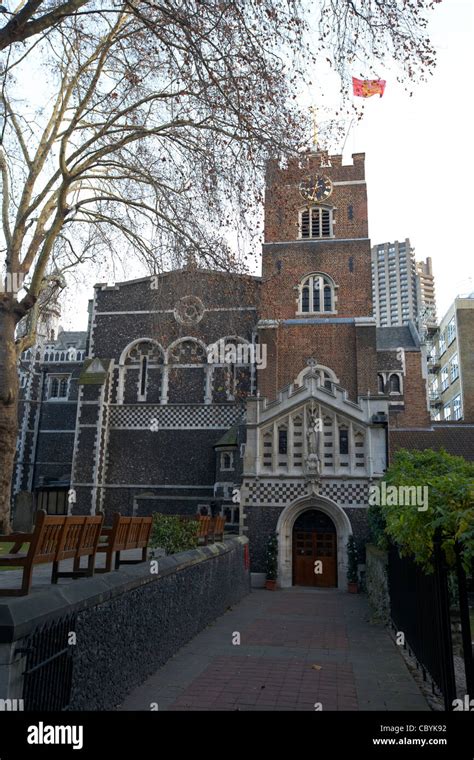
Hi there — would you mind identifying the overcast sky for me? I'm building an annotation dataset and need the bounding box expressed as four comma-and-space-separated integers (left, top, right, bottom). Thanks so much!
57, 0, 472, 330
349, 0, 473, 318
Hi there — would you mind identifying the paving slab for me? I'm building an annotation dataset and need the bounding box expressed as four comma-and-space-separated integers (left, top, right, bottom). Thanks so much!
119, 588, 430, 712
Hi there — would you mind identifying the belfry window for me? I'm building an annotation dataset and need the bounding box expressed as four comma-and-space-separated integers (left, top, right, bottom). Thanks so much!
299, 274, 336, 314
300, 206, 334, 239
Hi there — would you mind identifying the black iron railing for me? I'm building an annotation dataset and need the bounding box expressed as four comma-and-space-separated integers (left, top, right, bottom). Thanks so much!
387, 532, 456, 710
20, 613, 76, 711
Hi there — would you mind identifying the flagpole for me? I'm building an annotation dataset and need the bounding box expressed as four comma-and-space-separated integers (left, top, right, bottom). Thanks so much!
342, 118, 355, 156
309, 105, 318, 151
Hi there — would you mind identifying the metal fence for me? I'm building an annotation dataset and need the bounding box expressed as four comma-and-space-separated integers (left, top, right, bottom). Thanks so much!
387, 529, 474, 710
19, 613, 76, 711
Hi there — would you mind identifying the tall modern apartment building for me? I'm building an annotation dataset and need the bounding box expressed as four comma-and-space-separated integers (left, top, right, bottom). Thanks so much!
416, 257, 437, 328
371, 239, 436, 330
428, 293, 474, 422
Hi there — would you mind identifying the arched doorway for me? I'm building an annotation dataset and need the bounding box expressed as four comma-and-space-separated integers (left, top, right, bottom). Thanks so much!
293, 510, 337, 587
276, 495, 352, 589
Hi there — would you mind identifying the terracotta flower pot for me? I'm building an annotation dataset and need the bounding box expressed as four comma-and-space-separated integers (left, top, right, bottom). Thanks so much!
347, 581, 358, 593
265, 579, 277, 590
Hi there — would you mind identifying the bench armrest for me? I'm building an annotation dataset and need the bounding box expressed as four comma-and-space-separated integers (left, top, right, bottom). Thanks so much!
0, 533, 33, 542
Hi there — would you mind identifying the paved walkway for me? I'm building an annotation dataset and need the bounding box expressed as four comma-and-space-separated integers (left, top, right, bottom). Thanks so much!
120, 588, 429, 711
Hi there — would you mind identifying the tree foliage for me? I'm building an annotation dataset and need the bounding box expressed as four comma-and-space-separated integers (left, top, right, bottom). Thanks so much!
370, 448, 474, 571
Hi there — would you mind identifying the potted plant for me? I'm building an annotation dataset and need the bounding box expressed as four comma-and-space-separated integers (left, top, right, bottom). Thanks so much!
265, 534, 278, 590
347, 534, 359, 593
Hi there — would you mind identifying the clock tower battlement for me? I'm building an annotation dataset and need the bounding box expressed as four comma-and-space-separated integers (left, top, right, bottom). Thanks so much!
264, 150, 368, 245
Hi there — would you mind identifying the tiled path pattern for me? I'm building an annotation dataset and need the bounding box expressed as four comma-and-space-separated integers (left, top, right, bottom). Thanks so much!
120, 588, 429, 712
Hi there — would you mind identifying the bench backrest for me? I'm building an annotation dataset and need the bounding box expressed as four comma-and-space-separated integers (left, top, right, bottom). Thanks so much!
56, 515, 104, 560
109, 515, 153, 551
213, 516, 225, 537
79, 516, 105, 556
197, 515, 211, 537
125, 516, 153, 549
27, 511, 66, 566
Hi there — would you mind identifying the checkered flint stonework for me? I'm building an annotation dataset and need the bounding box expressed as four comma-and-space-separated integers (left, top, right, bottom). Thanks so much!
109, 404, 244, 430
243, 480, 369, 505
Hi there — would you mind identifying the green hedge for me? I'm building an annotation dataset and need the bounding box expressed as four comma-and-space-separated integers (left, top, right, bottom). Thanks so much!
150, 513, 199, 555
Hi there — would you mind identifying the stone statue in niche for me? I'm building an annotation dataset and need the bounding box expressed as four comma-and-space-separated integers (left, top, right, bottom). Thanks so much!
304, 404, 321, 492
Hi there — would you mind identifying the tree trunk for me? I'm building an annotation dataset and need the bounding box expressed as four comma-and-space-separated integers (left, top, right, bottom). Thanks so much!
0, 303, 19, 534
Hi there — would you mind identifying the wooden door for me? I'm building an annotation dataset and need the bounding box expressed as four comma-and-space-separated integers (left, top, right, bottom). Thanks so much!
293, 530, 337, 587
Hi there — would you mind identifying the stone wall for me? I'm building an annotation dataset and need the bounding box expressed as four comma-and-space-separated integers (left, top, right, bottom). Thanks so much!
365, 544, 390, 624
0, 538, 249, 711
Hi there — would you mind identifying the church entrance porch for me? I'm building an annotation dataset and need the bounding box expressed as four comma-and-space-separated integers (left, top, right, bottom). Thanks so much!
276, 494, 352, 589
293, 509, 337, 587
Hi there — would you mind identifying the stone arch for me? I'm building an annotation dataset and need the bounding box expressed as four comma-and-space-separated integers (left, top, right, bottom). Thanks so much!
117, 338, 165, 404
276, 493, 352, 589
166, 336, 209, 404
118, 337, 165, 367
207, 335, 253, 402
295, 363, 339, 388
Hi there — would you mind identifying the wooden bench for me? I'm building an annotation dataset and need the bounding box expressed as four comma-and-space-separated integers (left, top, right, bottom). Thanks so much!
211, 516, 225, 542
197, 515, 211, 546
52, 515, 104, 583
92, 514, 153, 573
0, 511, 103, 595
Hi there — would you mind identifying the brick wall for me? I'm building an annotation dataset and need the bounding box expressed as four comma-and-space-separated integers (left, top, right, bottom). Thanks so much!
264, 152, 368, 243
261, 241, 372, 318
389, 351, 430, 428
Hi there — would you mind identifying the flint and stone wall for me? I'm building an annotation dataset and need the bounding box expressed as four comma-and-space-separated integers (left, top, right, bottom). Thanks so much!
0, 537, 249, 711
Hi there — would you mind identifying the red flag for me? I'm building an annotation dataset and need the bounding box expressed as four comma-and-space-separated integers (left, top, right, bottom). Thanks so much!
352, 77, 386, 98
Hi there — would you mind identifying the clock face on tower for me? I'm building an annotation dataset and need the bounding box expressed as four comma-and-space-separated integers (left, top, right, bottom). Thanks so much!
299, 174, 333, 203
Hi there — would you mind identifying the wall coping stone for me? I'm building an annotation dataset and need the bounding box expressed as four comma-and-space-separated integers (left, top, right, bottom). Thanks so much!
0, 537, 248, 643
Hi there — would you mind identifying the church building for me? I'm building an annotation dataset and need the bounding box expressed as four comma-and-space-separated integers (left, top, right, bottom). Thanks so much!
14, 148, 433, 589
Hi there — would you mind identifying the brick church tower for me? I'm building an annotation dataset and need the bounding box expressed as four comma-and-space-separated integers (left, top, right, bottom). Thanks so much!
258, 150, 377, 402
241, 148, 429, 587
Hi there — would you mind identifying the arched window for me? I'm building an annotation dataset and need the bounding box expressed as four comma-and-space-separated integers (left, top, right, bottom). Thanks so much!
50, 378, 59, 398
221, 452, 234, 471
377, 374, 385, 394
299, 206, 334, 239
299, 274, 336, 314
389, 374, 401, 394
295, 363, 338, 389
119, 340, 164, 404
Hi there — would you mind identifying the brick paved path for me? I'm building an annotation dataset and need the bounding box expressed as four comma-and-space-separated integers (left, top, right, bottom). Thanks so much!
120, 588, 429, 711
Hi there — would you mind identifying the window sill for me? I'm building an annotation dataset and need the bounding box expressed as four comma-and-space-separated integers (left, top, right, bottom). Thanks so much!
298, 236, 335, 242
295, 311, 338, 317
